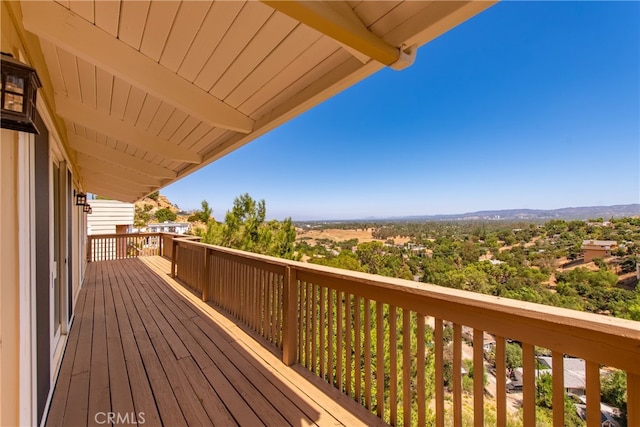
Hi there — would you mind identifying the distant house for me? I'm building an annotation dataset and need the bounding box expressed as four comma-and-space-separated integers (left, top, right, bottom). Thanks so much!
147, 222, 190, 235
460, 326, 495, 351
483, 335, 496, 351
581, 240, 618, 262
86, 199, 134, 235
575, 403, 620, 427
537, 356, 587, 395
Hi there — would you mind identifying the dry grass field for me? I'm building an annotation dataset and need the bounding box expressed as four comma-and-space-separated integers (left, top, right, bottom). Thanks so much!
296, 228, 411, 245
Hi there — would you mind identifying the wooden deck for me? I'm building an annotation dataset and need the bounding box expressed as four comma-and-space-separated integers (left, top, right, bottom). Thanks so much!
46, 257, 386, 427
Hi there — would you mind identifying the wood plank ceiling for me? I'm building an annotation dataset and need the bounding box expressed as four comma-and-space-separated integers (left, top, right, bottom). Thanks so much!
19, 0, 495, 202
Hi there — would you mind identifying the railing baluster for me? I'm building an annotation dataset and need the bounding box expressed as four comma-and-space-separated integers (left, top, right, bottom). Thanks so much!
522, 343, 536, 427
306, 282, 312, 367
346, 293, 352, 397
453, 323, 462, 427
376, 301, 384, 419
417, 313, 426, 427
328, 288, 334, 386
262, 269, 269, 340
277, 273, 283, 347
495, 336, 506, 427
403, 309, 411, 427
270, 271, 277, 343
239, 263, 245, 323
364, 298, 372, 410
298, 281, 305, 365
337, 291, 343, 392
586, 360, 601, 426
282, 266, 296, 366
202, 247, 209, 302
354, 295, 362, 404
248, 265, 254, 330
320, 286, 326, 380
390, 305, 397, 426
312, 284, 318, 374
473, 328, 484, 427
551, 351, 564, 427
435, 318, 444, 427
628, 372, 640, 427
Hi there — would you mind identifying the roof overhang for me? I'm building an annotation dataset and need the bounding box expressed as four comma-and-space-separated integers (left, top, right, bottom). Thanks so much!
12, 0, 496, 202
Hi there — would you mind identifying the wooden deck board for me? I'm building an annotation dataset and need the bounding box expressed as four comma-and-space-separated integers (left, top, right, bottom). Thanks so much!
45, 277, 88, 427
88, 263, 111, 427
104, 260, 163, 426
46, 256, 388, 427
63, 262, 96, 426
102, 261, 137, 424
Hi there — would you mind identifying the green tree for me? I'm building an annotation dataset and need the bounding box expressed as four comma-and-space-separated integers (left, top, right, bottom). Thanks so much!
620, 257, 637, 273
505, 343, 522, 376
154, 207, 176, 222
536, 373, 585, 426
188, 200, 214, 223
201, 193, 298, 260
601, 370, 627, 423
148, 191, 159, 201
536, 372, 553, 409
310, 250, 365, 271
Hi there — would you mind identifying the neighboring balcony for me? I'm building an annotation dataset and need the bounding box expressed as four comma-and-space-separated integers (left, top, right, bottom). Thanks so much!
49, 233, 640, 426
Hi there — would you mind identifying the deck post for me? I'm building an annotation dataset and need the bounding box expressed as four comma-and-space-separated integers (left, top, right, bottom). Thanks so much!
158, 233, 163, 256
171, 238, 178, 278
202, 247, 210, 302
282, 266, 298, 366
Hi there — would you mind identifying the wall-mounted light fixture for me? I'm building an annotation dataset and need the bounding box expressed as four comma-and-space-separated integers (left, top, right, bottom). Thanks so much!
83, 204, 92, 214
75, 192, 87, 206
1, 52, 42, 134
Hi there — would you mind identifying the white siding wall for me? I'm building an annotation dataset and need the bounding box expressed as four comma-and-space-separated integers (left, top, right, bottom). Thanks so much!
86, 199, 134, 235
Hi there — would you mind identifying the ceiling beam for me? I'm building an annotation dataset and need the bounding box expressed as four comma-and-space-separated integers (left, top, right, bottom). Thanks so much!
176, 56, 384, 182
84, 186, 141, 203
84, 179, 145, 201
76, 154, 164, 187
21, 1, 255, 134
385, 1, 498, 49
68, 134, 177, 179
261, 1, 400, 66
79, 168, 155, 194
57, 96, 201, 163
84, 192, 135, 204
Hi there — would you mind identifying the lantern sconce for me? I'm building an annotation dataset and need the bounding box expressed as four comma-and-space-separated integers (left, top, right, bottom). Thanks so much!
83, 204, 92, 214
75, 191, 87, 206
1, 52, 42, 134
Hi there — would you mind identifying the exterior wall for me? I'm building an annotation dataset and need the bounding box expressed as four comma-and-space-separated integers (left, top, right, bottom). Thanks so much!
1, 4, 88, 425
87, 199, 134, 235
584, 248, 610, 263
0, 130, 21, 427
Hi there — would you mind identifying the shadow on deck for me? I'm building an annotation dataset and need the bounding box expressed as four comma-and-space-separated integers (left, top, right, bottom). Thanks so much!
46, 257, 385, 427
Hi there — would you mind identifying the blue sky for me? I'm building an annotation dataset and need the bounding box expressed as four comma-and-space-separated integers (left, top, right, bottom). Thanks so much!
163, 1, 640, 221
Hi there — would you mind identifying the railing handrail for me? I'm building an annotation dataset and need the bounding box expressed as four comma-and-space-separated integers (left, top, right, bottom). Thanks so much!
88, 232, 162, 239
172, 238, 640, 375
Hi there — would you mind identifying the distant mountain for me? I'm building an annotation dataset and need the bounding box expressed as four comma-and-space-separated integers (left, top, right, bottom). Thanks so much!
390, 204, 640, 222
300, 204, 640, 223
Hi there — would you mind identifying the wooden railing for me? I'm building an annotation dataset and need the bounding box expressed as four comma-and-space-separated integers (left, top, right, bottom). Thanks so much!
172, 239, 285, 349
87, 233, 162, 262
170, 239, 640, 427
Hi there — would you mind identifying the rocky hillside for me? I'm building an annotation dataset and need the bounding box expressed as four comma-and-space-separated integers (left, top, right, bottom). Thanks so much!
134, 193, 190, 223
